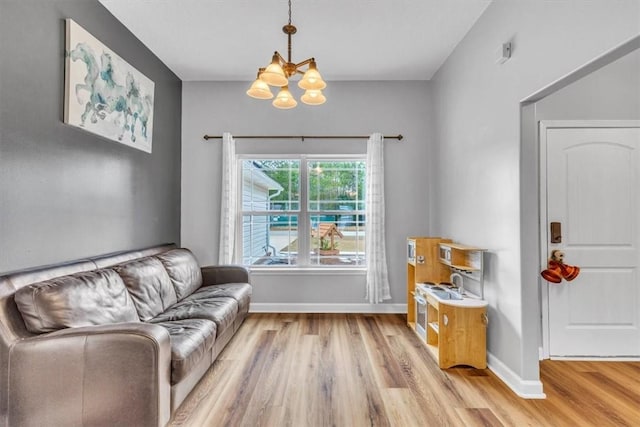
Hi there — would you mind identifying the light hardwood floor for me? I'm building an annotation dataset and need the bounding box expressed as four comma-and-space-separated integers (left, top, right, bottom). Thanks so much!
169, 313, 640, 426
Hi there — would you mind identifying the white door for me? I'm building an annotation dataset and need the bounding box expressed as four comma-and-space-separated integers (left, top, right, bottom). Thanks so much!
543, 122, 640, 357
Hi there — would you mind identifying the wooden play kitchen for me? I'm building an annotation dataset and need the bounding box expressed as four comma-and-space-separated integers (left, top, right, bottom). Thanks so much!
407, 237, 488, 369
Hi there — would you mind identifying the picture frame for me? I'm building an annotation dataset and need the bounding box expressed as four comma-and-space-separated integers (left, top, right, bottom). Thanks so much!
64, 18, 154, 153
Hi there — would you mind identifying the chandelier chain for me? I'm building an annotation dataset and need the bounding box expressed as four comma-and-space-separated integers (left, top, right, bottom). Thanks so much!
288, 0, 292, 25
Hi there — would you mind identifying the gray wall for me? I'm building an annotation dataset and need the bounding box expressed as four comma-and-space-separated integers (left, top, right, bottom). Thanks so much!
181, 81, 432, 307
520, 45, 640, 361
535, 49, 640, 120
0, 0, 182, 273
431, 0, 640, 394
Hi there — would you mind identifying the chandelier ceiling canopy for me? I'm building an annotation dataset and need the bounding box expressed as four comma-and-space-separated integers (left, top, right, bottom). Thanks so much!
246, 0, 327, 109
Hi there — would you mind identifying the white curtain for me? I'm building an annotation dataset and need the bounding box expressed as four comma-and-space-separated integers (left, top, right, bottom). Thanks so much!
365, 133, 391, 303
218, 132, 237, 264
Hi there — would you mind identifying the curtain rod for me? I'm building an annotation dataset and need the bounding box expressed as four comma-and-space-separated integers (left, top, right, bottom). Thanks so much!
203, 134, 403, 142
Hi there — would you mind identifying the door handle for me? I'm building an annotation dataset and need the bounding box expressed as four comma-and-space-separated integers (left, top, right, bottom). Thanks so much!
550, 222, 562, 243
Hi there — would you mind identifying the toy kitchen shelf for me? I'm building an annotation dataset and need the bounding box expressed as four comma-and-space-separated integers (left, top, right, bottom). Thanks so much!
438, 242, 486, 299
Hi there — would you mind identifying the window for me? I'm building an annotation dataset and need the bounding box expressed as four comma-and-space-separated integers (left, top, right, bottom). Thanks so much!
240, 156, 366, 268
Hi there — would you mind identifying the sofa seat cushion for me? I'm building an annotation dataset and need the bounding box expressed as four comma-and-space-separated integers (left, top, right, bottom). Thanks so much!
155, 249, 203, 301
113, 257, 178, 321
14, 269, 139, 333
187, 283, 251, 313
151, 297, 238, 334
153, 319, 217, 385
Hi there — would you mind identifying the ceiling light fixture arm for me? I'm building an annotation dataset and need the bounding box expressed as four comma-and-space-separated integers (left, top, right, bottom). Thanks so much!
294, 57, 314, 73
274, 51, 287, 65
272, 50, 315, 77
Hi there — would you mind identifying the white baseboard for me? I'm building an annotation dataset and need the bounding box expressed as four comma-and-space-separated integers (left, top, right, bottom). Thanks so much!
487, 352, 546, 399
540, 346, 640, 361
549, 356, 640, 361
249, 303, 406, 314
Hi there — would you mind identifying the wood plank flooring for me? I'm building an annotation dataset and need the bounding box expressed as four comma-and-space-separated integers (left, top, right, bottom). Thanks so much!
169, 313, 640, 427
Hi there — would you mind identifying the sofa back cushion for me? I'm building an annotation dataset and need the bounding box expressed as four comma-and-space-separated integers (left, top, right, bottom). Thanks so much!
156, 249, 203, 300
14, 269, 139, 334
114, 257, 178, 321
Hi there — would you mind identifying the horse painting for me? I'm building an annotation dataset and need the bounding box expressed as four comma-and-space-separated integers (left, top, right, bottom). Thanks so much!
64, 19, 154, 152
125, 73, 153, 142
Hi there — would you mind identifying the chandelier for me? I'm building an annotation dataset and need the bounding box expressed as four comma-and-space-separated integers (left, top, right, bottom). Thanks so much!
246, 0, 327, 109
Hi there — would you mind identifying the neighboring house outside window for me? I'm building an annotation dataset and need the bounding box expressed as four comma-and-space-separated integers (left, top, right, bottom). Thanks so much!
240, 156, 366, 268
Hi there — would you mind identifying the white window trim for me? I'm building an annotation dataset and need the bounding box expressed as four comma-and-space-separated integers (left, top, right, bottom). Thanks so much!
236, 154, 366, 270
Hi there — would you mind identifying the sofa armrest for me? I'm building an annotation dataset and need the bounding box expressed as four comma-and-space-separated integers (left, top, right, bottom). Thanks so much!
7, 323, 171, 427
201, 265, 250, 286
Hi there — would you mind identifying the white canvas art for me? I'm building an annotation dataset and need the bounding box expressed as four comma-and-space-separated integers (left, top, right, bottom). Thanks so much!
64, 19, 154, 153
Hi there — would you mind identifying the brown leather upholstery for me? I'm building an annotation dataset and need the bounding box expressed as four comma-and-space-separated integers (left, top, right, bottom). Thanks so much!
156, 249, 203, 300
14, 269, 139, 333
114, 257, 178, 321
153, 319, 216, 384
188, 283, 252, 315
8, 322, 172, 427
91, 244, 178, 269
201, 265, 250, 287
0, 244, 177, 427
151, 296, 239, 333
0, 244, 251, 427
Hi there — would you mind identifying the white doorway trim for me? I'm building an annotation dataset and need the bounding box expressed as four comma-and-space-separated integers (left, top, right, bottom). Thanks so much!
538, 120, 640, 360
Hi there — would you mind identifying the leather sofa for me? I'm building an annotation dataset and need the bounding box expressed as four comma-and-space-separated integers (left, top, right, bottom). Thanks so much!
0, 244, 251, 427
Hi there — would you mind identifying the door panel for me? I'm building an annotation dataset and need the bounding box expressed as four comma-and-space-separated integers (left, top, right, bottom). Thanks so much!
546, 125, 640, 357
567, 143, 634, 245
567, 269, 635, 325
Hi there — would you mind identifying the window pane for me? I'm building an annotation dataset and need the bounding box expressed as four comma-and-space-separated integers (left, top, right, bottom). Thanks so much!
240, 157, 365, 268
242, 160, 300, 212
308, 160, 365, 212
242, 215, 298, 266
309, 215, 366, 266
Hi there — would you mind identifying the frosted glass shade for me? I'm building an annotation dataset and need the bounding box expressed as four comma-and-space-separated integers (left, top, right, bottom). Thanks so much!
260, 56, 288, 87
301, 89, 326, 105
272, 86, 298, 109
246, 78, 274, 99
298, 61, 326, 90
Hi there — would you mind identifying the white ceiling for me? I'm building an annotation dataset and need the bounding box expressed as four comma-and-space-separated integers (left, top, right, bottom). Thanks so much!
99, 0, 491, 82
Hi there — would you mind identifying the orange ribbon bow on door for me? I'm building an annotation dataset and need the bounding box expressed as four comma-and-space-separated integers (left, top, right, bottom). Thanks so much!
541, 250, 580, 284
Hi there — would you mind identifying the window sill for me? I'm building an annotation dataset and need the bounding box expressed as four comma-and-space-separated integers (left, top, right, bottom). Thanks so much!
248, 267, 367, 276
